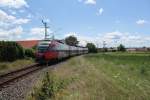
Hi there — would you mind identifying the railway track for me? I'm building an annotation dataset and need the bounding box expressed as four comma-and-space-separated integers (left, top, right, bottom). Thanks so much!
0, 63, 42, 88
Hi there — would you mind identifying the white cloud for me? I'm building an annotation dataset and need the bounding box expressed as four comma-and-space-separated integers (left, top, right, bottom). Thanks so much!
64, 32, 77, 37
0, 0, 31, 41
97, 8, 104, 15
14, 18, 30, 24
0, 9, 15, 22
99, 31, 150, 47
78, 0, 96, 5
23, 27, 45, 40
85, 0, 96, 5
10, 26, 23, 35
11, 11, 16, 15
0, 0, 28, 9
136, 19, 147, 25
0, 9, 30, 40
103, 31, 123, 40
0, 26, 23, 40
0, 9, 30, 26
19, 9, 25, 13
64, 31, 150, 47
64, 32, 96, 46
30, 27, 45, 35
26, 27, 53, 40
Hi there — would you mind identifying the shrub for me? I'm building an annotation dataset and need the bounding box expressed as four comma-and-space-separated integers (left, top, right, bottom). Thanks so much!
0, 41, 25, 61
86, 43, 97, 53
25, 48, 35, 58
16, 44, 25, 59
117, 44, 126, 52
32, 45, 37, 50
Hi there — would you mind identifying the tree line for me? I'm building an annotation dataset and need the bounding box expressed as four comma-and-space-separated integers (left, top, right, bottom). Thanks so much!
65, 35, 126, 53
0, 41, 35, 62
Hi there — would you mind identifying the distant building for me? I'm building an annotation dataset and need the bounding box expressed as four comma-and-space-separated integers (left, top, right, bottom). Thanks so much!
107, 47, 118, 52
97, 47, 117, 52
126, 48, 136, 52
136, 47, 148, 52
17, 40, 40, 48
126, 47, 150, 52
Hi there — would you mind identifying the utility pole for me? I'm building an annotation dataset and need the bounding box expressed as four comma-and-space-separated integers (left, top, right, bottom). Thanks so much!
103, 41, 106, 48
42, 20, 49, 40
103, 41, 107, 52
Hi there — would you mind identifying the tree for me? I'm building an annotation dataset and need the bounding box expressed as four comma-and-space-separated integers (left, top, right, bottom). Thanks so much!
117, 44, 126, 52
86, 43, 97, 53
65, 35, 78, 46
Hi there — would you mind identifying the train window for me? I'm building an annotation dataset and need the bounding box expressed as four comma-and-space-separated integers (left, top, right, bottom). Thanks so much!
48, 44, 57, 51
38, 46, 48, 53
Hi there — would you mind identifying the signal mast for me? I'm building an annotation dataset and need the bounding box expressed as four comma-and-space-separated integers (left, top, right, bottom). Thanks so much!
42, 20, 61, 40
42, 20, 51, 40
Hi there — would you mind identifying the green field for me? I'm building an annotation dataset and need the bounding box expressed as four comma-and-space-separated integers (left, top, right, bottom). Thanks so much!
29, 53, 150, 100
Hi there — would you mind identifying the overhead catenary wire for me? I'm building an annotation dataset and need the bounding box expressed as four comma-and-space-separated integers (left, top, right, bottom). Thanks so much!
23, 6, 63, 40
24, 6, 44, 21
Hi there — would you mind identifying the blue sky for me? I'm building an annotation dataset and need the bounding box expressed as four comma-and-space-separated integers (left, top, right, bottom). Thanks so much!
0, 0, 150, 47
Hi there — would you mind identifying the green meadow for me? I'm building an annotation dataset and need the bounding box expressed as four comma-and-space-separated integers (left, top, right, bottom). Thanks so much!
29, 52, 150, 100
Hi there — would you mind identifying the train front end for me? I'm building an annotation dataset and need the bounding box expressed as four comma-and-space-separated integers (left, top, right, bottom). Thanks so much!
35, 40, 59, 64
35, 40, 51, 63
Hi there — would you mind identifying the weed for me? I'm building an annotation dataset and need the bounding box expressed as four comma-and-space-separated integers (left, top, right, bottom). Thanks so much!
140, 66, 147, 75
32, 72, 68, 100
0, 64, 8, 70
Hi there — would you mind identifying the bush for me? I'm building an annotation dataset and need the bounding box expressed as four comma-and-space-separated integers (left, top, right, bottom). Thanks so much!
17, 44, 25, 59
25, 48, 35, 58
0, 41, 24, 62
86, 43, 97, 53
117, 44, 126, 52
32, 45, 37, 50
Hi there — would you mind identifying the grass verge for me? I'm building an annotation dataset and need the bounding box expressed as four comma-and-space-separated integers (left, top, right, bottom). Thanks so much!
0, 58, 34, 75
28, 53, 150, 100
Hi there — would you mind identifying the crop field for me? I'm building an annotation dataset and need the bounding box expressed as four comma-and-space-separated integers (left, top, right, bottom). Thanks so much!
29, 52, 150, 100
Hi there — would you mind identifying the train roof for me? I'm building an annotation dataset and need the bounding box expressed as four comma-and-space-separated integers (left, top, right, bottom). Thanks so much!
38, 39, 87, 48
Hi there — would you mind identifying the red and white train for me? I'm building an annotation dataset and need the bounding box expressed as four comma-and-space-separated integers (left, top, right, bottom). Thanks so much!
35, 39, 88, 63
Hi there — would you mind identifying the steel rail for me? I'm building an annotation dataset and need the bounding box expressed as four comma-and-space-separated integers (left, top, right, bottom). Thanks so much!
0, 63, 41, 88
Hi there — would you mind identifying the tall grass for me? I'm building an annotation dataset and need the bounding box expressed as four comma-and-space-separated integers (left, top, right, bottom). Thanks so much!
84, 53, 150, 99
29, 53, 150, 100
29, 71, 76, 100
0, 59, 34, 75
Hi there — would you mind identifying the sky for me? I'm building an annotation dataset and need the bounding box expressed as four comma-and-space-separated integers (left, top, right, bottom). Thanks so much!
0, 0, 150, 47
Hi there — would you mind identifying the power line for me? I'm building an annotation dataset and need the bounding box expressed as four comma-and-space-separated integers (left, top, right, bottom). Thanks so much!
24, 6, 63, 40
24, 6, 44, 21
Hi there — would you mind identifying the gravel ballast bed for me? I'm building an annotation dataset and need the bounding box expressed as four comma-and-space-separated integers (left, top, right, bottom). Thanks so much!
0, 62, 63, 100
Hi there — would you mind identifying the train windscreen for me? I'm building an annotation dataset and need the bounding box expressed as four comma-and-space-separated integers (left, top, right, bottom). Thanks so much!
38, 46, 48, 53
